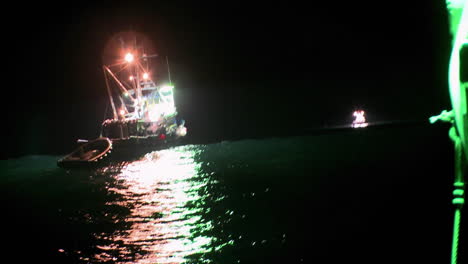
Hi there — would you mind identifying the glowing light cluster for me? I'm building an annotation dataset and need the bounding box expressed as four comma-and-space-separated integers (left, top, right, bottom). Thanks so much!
160, 85, 174, 93
147, 103, 176, 122
353, 110, 366, 123
176, 126, 187, 137
124, 53, 134, 63
352, 110, 368, 128
143, 84, 177, 121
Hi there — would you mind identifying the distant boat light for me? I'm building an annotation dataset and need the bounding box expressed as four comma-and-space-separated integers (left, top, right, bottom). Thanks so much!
353, 110, 366, 123
124, 53, 134, 63
129, 76, 134, 81
352, 110, 367, 128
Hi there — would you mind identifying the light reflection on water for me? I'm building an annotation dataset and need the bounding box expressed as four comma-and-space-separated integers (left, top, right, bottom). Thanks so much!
90, 145, 219, 263
2, 131, 453, 264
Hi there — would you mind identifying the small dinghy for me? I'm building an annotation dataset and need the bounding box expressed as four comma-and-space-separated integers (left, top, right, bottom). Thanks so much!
57, 137, 112, 168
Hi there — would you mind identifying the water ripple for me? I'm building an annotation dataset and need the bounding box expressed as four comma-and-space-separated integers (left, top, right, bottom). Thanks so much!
88, 145, 226, 263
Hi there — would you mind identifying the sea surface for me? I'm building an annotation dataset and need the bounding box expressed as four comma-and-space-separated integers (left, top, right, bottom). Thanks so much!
1, 125, 464, 264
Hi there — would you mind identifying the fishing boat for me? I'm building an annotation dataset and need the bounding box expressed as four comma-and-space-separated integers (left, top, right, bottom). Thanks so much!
58, 32, 187, 168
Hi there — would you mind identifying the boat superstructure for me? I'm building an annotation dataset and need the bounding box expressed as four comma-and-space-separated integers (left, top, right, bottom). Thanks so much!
100, 34, 186, 142
58, 32, 187, 168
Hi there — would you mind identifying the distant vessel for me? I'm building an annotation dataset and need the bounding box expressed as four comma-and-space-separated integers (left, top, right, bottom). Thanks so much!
58, 32, 187, 168
352, 110, 368, 128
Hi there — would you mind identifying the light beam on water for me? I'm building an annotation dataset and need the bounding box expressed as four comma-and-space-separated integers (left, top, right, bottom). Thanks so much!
89, 145, 218, 263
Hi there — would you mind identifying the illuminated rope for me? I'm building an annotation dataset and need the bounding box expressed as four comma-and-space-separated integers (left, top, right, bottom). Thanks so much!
451, 209, 461, 264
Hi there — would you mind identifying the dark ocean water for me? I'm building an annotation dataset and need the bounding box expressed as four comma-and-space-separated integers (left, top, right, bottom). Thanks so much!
1, 125, 465, 264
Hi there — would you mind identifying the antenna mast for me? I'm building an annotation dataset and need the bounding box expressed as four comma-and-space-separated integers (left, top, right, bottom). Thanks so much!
166, 56, 172, 84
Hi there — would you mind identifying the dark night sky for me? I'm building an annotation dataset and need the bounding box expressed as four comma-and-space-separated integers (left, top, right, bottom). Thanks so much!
3, 1, 454, 158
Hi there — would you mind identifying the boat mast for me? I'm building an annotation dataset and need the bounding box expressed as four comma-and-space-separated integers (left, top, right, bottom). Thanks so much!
133, 35, 144, 115
103, 66, 136, 102
103, 66, 118, 120
135, 63, 143, 116
166, 56, 172, 84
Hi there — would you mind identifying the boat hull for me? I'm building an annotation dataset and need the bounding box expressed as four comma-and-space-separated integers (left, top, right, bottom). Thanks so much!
57, 135, 184, 168
108, 135, 184, 160
57, 138, 113, 168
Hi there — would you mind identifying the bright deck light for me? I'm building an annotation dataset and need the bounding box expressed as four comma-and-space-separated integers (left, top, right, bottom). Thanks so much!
124, 53, 134, 63
129, 76, 134, 81
160, 85, 174, 92
143, 72, 149, 79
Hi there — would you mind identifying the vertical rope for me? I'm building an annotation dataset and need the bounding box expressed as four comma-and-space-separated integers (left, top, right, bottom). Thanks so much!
451, 209, 462, 264
448, 126, 465, 264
